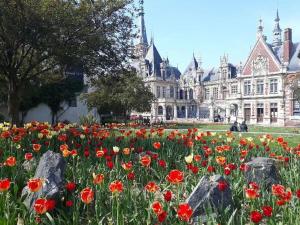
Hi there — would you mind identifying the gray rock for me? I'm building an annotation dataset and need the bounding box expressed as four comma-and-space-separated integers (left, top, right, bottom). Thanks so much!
21, 150, 66, 210
187, 175, 233, 219
245, 157, 280, 189
22, 158, 37, 172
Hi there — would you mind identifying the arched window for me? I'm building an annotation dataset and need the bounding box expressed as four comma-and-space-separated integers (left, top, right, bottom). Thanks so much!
293, 90, 300, 116
158, 106, 163, 115
189, 89, 193, 100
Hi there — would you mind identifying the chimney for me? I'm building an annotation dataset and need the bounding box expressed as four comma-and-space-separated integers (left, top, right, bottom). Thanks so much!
283, 28, 293, 63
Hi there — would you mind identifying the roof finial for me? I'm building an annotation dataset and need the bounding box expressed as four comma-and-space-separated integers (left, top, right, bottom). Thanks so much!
139, 0, 144, 16
257, 18, 264, 39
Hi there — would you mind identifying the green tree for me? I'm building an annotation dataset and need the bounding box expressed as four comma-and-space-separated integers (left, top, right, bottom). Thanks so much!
0, 0, 135, 126
84, 69, 155, 122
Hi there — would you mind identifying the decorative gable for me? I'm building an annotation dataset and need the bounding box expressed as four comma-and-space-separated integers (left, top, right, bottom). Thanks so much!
242, 38, 281, 75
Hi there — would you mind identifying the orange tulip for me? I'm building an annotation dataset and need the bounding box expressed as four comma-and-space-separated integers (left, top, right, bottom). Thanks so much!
80, 187, 94, 204
123, 148, 131, 155
121, 162, 133, 171
109, 180, 123, 194
216, 156, 226, 166
166, 170, 184, 184
140, 155, 151, 167
93, 173, 104, 185
245, 188, 259, 199
145, 181, 160, 193
152, 201, 163, 215
27, 178, 44, 192
153, 142, 161, 150
34, 198, 48, 214
5, 156, 16, 167
33, 144, 42, 152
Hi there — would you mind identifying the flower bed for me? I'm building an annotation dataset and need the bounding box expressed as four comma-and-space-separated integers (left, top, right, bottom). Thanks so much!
0, 122, 300, 224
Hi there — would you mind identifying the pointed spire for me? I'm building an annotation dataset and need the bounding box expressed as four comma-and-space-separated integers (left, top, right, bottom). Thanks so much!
138, 0, 148, 47
273, 9, 282, 47
150, 34, 154, 45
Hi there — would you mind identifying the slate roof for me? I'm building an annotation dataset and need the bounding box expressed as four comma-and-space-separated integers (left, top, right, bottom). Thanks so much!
288, 42, 300, 71
269, 42, 300, 72
167, 66, 181, 79
145, 42, 163, 76
183, 56, 199, 75
202, 68, 219, 82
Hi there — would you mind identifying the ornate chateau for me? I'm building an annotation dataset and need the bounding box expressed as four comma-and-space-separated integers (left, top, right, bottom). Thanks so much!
10, 2, 299, 126
132, 2, 300, 126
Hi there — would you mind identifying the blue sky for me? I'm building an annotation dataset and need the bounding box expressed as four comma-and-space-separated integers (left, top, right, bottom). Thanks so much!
137, 0, 300, 71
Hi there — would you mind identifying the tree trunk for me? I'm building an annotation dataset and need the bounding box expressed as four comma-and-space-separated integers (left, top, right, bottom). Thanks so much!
7, 80, 21, 127
51, 112, 58, 125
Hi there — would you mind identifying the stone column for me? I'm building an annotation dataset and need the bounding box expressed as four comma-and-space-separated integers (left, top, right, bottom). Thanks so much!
225, 107, 230, 123
163, 106, 167, 121
174, 105, 178, 119
185, 105, 188, 119
209, 106, 214, 122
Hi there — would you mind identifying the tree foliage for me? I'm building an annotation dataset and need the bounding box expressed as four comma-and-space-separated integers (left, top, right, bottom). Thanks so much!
84, 70, 155, 119
289, 73, 300, 104
0, 0, 135, 125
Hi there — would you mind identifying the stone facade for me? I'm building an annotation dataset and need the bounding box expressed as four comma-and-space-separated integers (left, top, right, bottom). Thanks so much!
132, 3, 300, 126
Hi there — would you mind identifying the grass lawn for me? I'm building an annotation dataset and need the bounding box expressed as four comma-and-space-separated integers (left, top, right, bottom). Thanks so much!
165, 123, 300, 134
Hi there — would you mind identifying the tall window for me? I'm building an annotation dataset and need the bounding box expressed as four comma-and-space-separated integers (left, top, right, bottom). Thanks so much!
231, 85, 237, 94
156, 86, 160, 98
270, 79, 278, 94
204, 88, 210, 100
256, 79, 264, 95
244, 80, 251, 96
270, 103, 278, 123
170, 86, 174, 98
158, 106, 163, 115
162, 87, 166, 98
293, 91, 300, 116
189, 89, 193, 100
213, 87, 218, 99
184, 90, 188, 100
257, 103, 264, 123
179, 90, 184, 99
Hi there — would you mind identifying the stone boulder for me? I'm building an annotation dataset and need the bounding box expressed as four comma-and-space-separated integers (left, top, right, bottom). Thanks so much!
21, 150, 66, 210
186, 175, 233, 219
245, 157, 280, 189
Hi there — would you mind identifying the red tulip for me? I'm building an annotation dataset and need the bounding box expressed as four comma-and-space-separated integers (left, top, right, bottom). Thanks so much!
166, 169, 184, 184
218, 181, 228, 192
163, 190, 172, 202
65, 182, 76, 192
262, 205, 273, 217
250, 211, 262, 224
0, 178, 10, 192
177, 203, 193, 222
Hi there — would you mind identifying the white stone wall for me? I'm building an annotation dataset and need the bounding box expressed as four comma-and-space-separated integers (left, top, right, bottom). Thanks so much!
23, 95, 98, 124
